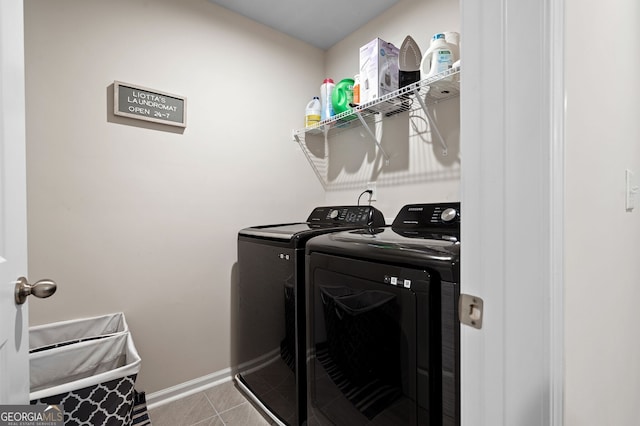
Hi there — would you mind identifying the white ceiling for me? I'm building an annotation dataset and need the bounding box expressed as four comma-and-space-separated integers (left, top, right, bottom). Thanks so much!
207, 0, 400, 50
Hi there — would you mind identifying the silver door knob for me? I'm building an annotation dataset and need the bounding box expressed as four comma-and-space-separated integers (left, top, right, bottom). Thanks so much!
14, 277, 57, 305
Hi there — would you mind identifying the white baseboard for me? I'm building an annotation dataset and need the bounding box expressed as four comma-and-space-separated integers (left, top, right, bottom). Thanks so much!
145, 368, 234, 410
145, 349, 282, 410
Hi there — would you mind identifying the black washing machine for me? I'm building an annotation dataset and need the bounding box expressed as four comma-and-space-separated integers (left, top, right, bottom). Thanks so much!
235, 206, 386, 426
305, 202, 460, 426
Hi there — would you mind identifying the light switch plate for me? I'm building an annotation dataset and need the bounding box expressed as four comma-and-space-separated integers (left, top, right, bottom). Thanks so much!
626, 169, 638, 211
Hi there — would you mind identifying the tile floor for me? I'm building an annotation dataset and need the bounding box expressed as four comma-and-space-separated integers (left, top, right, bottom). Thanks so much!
148, 380, 272, 426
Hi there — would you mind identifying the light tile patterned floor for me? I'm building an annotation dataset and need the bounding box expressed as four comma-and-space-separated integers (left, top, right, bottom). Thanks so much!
148, 380, 272, 426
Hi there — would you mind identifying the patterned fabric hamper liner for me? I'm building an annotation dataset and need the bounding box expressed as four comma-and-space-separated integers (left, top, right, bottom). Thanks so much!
29, 313, 151, 426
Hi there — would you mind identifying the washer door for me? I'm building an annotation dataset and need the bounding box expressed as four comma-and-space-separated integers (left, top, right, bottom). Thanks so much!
307, 253, 440, 425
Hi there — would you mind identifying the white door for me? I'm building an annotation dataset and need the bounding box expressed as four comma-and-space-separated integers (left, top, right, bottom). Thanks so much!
0, 0, 30, 404
460, 0, 564, 425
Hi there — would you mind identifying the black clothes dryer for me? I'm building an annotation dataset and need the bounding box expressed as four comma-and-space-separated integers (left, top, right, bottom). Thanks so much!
305, 202, 461, 426
235, 206, 386, 426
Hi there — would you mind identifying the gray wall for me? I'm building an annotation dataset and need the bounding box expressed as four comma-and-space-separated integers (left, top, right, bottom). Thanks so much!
24, 0, 325, 393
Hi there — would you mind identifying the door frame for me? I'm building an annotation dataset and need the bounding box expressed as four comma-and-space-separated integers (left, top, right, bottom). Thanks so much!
459, 0, 565, 425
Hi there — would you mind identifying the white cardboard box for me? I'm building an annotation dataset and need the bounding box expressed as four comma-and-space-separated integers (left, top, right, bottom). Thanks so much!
359, 38, 400, 104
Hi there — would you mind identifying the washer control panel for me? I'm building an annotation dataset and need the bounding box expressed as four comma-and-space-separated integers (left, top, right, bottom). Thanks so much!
306, 206, 386, 227
392, 202, 461, 229
440, 207, 458, 223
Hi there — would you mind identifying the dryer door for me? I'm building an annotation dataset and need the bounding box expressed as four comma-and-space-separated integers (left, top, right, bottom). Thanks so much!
236, 238, 301, 424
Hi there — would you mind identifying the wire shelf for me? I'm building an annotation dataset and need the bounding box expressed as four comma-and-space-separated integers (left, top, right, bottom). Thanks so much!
293, 68, 461, 190
293, 67, 460, 140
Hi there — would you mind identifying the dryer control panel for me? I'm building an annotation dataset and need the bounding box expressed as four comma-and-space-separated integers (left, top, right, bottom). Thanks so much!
307, 206, 386, 228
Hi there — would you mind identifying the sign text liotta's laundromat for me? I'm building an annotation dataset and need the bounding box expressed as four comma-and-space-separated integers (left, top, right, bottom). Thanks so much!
114, 81, 187, 127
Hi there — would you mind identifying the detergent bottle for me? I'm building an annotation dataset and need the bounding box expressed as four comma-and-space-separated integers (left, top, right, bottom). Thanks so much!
331, 78, 354, 115
320, 78, 335, 121
332, 78, 356, 121
420, 33, 454, 78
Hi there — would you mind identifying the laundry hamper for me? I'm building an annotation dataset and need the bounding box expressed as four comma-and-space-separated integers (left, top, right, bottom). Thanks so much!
29, 312, 129, 353
29, 319, 143, 426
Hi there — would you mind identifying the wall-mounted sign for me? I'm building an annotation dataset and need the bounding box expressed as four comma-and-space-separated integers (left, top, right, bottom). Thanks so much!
114, 81, 186, 127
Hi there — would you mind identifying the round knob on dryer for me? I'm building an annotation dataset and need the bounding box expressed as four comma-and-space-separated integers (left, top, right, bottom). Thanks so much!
329, 209, 339, 219
441, 208, 458, 223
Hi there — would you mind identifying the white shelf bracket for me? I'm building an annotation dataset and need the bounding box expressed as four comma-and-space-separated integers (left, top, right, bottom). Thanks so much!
413, 88, 448, 156
355, 110, 390, 165
292, 129, 328, 190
